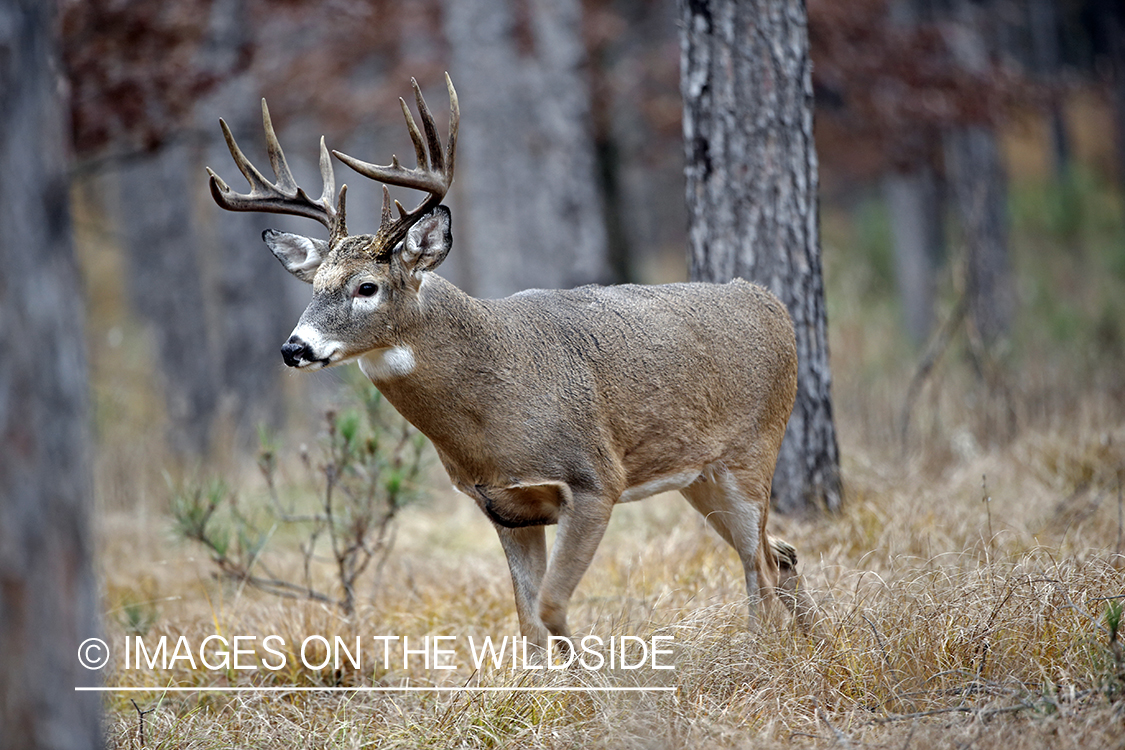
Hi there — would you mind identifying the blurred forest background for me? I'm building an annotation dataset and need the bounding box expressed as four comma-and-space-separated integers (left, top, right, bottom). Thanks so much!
9, 0, 1124, 745
59, 0, 1125, 504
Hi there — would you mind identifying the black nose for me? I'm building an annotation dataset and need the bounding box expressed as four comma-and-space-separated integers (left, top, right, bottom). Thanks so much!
281, 336, 308, 367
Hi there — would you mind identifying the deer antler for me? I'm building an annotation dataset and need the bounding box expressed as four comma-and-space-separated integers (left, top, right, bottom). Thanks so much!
332, 73, 458, 260
207, 100, 347, 245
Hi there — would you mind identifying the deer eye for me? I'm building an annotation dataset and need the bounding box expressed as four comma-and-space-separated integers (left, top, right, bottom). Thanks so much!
356, 282, 379, 298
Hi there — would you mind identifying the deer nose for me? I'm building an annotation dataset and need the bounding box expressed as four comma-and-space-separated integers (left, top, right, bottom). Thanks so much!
281, 336, 309, 367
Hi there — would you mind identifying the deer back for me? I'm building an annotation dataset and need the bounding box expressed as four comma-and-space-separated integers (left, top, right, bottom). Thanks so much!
369, 274, 798, 501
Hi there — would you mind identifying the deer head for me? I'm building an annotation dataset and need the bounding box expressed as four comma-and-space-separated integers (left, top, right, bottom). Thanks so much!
206, 74, 458, 371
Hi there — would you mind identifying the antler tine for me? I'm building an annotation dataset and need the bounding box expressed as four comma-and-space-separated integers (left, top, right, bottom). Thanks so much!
444, 72, 459, 179
261, 99, 298, 195
381, 186, 394, 226
331, 75, 459, 254
317, 136, 337, 213
412, 77, 444, 174
211, 117, 271, 196
206, 99, 344, 239
400, 97, 428, 171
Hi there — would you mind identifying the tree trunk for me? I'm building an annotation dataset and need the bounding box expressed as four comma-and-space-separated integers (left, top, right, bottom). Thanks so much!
118, 143, 218, 458
0, 0, 102, 746
943, 0, 1013, 346
1028, 0, 1070, 179
443, 0, 608, 298
883, 167, 943, 344
884, 0, 944, 346
679, 0, 841, 514
1099, 0, 1125, 195
588, 0, 686, 284
945, 125, 1013, 345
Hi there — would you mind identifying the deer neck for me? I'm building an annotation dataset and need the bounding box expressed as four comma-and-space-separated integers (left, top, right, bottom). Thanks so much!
359, 273, 500, 453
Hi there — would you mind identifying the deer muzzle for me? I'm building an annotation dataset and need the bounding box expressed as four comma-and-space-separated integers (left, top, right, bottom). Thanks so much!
281, 334, 326, 369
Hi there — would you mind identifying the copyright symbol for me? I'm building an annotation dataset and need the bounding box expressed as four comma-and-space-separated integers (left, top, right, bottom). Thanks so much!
78, 638, 109, 670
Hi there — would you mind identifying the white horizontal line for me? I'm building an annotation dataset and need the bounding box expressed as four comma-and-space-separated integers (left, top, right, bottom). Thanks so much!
76, 686, 675, 693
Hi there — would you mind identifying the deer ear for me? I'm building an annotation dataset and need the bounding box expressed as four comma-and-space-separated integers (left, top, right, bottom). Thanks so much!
402, 205, 452, 274
262, 229, 329, 284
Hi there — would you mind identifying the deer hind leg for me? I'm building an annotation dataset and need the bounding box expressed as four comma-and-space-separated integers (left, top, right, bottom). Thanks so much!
769, 535, 818, 634
680, 464, 793, 628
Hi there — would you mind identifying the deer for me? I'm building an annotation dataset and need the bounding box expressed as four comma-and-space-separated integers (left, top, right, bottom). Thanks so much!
206, 75, 816, 648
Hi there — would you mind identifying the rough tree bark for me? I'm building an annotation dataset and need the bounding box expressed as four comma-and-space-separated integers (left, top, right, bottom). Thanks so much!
443, 0, 609, 298
0, 0, 102, 746
679, 0, 842, 513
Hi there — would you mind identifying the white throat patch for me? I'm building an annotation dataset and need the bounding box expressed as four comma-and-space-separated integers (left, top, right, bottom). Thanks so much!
359, 345, 416, 381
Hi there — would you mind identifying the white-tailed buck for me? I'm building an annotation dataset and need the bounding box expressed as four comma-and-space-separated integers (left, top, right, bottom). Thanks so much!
207, 75, 814, 645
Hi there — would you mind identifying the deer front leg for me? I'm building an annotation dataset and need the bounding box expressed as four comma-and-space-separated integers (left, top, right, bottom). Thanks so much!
495, 525, 549, 647
536, 493, 613, 641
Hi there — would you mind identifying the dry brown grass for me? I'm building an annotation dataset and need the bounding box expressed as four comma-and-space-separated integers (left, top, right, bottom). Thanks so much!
84, 176, 1125, 747
94, 410, 1125, 748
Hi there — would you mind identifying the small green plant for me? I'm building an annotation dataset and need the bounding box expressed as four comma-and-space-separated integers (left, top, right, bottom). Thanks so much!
853, 196, 897, 299
172, 383, 429, 615
113, 595, 160, 637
